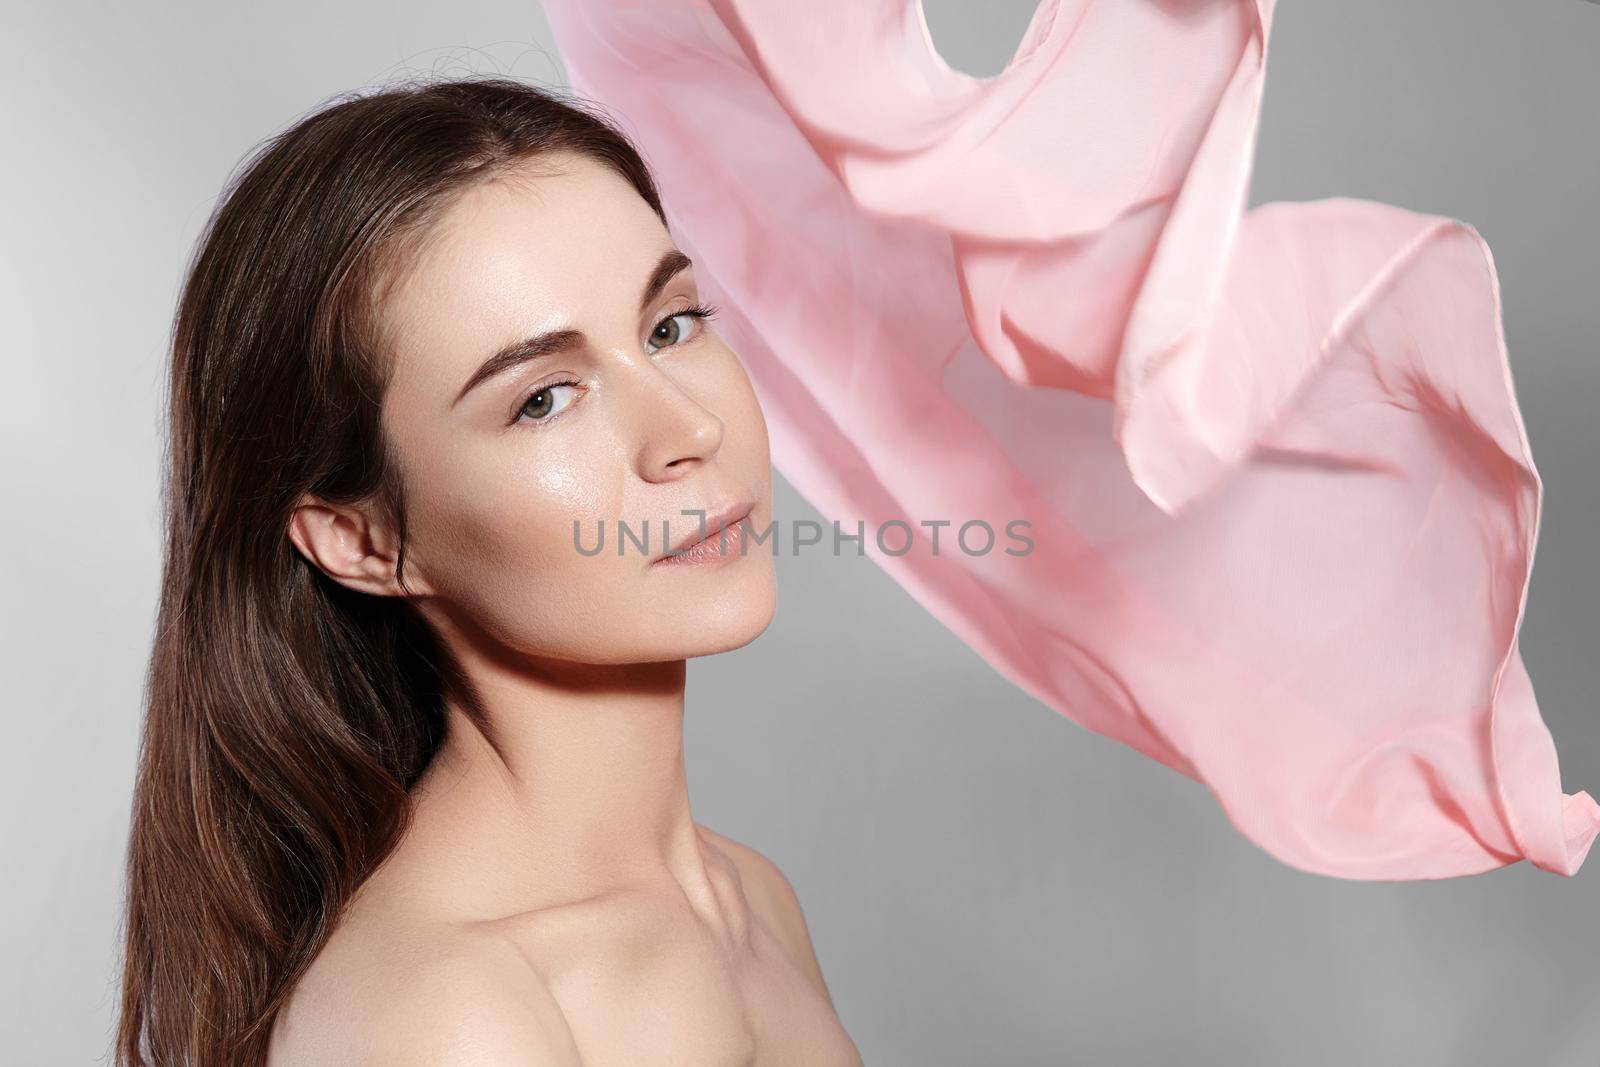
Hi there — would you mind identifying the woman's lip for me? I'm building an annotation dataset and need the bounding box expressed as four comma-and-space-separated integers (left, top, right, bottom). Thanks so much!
653, 502, 755, 563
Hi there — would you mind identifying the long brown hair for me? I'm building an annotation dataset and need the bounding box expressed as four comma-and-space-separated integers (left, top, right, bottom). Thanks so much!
116, 75, 666, 1066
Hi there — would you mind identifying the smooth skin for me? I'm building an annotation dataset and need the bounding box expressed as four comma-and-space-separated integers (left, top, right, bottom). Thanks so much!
271, 151, 862, 1065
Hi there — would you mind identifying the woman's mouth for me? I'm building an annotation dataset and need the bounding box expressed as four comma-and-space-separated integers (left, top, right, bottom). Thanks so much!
651, 503, 755, 567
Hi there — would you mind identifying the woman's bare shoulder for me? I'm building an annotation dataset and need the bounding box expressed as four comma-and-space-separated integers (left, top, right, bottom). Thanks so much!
695, 824, 834, 1005
267, 909, 579, 1066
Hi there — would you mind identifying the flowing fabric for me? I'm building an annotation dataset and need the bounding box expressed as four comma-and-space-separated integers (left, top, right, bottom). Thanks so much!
540, 0, 1599, 879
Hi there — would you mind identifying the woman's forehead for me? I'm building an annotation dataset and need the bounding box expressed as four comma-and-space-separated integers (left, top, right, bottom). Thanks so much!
418, 158, 658, 296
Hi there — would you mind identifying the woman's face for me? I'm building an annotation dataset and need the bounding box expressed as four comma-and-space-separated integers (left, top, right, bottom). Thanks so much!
368, 150, 775, 664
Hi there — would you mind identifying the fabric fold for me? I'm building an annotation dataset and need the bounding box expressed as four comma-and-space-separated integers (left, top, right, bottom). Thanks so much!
541, 0, 1599, 878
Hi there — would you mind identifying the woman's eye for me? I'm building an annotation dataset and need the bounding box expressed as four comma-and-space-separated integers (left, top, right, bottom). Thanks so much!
645, 304, 718, 355
516, 381, 580, 425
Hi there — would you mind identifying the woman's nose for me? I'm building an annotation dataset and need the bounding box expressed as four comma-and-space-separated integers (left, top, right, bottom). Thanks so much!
624, 358, 726, 482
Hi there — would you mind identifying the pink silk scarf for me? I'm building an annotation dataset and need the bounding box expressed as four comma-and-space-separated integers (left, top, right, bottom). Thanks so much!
540, 0, 1599, 879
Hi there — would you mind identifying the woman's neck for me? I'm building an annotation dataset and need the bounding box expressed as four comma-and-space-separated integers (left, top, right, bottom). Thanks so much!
390, 654, 721, 923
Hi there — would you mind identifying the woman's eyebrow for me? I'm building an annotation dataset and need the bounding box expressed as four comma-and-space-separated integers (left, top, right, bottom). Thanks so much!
451, 247, 694, 408
638, 248, 693, 316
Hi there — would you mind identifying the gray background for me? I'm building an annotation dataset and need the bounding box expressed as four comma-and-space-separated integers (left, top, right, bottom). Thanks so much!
2, 1, 1596, 1063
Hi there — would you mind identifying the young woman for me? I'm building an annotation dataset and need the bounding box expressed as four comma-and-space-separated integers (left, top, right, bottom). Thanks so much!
117, 76, 863, 1066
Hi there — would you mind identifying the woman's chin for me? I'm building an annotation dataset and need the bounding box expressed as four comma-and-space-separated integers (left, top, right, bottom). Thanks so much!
647, 570, 777, 660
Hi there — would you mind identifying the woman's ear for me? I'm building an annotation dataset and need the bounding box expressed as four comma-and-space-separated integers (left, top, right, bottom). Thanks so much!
286, 493, 432, 598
